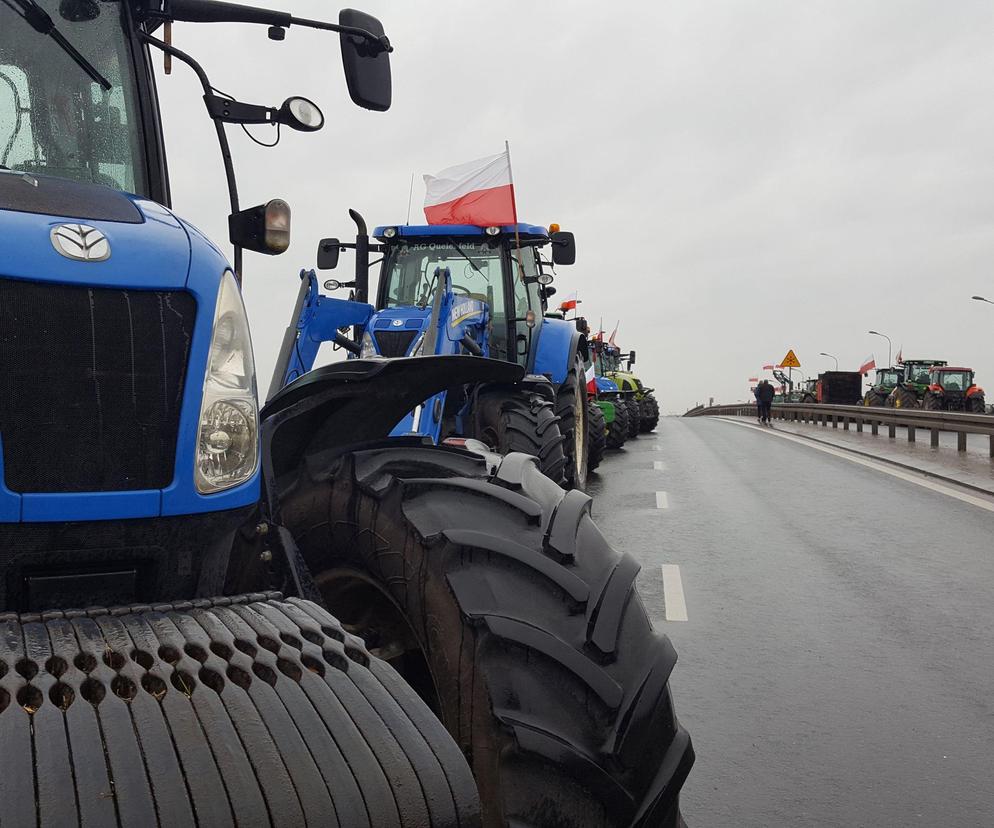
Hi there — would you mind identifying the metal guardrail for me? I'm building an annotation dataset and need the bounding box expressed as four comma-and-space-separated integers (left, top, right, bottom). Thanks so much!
685, 402, 994, 456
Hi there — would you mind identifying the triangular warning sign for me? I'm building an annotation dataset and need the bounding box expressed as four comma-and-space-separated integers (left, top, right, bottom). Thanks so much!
780, 349, 801, 368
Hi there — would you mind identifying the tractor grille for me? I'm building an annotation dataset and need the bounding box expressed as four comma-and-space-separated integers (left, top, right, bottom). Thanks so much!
0, 278, 196, 493
374, 329, 418, 357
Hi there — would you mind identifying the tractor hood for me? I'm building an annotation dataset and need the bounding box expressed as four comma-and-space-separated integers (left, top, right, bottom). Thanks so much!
0, 174, 191, 289
368, 307, 431, 357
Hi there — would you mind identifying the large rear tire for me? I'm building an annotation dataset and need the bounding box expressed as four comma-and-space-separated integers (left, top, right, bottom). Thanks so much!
968, 394, 986, 413
283, 446, 694, 828
0, 594, 479, 827
624, 397, 641, 439
639, 393, 660, 432
922, 391, 943, 411
606, 399, 629, 449
475, 390, 566, 487
863, 390, 885, 407
556, 354, 589, 491
890, 386, 919, 409
586, 401, 607, 472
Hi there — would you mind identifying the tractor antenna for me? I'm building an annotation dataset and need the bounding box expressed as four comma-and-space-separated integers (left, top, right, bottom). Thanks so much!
405, 171, 414, 225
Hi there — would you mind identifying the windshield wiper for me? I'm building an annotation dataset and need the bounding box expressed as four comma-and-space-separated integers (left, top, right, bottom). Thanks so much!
447, 238, 489, 282
2, 0, 111, 90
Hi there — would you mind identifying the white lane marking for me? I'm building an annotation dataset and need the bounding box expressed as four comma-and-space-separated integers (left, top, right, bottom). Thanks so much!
655, 491, 669, 509
653, 461, 665, 470
661, 565, 688, 621
653, 445, 662, 451
720, 418, 994, 513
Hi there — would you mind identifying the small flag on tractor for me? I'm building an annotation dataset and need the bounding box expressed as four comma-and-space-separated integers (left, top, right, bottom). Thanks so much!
585, 363, 597, 394
608, 322, 619, 345
559, 292, 578, 312
423, 150, 516, 225
859, 354, 875, 375
896, 347, 903, 365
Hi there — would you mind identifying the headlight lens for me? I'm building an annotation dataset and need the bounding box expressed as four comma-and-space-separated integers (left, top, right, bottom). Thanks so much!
359, 331, 378, 358
196, 271, 259, 493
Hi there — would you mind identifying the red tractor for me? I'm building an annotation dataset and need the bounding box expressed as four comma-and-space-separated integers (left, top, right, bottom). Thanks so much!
922, 367, 986, 413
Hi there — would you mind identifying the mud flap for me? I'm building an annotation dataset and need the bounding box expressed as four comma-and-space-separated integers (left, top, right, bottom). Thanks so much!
261, 356, 524, 492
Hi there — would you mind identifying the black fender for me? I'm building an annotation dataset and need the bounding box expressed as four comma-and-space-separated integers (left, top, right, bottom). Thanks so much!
260, 356, 524, 501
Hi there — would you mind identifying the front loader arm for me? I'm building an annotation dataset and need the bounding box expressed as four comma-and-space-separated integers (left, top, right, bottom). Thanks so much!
267, 269, 374, 402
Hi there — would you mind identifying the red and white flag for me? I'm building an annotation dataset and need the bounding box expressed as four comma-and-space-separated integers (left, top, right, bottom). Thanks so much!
859, 354, 875, 374
423, 151, 516, 225
762, 363, 774, 370
559, 291, 578, 312
585, 363, 597, 394
895, 347, 903, 365
748, 377, 760, 383
608, 322, 619, 345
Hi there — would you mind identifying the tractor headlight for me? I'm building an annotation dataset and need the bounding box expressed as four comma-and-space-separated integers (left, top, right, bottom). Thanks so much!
196, 271, 259, 493
359, 331, 378, 358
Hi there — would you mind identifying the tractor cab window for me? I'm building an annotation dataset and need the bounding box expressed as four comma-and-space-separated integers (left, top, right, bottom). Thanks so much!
380, 240, 512, 360
0, 0, 147, 194
880, 370, 900, 386
936, 371, 971, 390
509, 245, 542, 366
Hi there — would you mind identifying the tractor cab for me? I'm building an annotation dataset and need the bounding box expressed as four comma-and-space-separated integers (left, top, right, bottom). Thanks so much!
863, 367, 901, 405
902, 359, 946, 387
923, 367, 986, 412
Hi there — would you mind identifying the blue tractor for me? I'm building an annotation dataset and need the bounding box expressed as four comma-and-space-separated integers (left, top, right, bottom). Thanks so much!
279, 216, 593, 490
0, 0, 692, 823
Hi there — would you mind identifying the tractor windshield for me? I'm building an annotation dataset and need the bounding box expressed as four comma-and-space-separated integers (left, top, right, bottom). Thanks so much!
380, 238, 543, 364
0, 0, 147, 194
936, 371, 972, 391
878, 370, 900, 386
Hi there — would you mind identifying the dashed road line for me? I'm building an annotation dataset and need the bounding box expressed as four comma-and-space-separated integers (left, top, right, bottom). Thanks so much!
655, 491, 669, 509
661, 565, 688, 621
720, 417, 994, 514
653, 461, 665, 470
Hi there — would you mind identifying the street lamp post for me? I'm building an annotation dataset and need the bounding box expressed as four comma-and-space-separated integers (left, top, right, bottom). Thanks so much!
972, 295, 994, 306
819, 352, 839, 370
868, 330, 892, 368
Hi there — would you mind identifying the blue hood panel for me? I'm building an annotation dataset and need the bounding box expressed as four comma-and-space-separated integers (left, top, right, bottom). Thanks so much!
0, 196, 191, 289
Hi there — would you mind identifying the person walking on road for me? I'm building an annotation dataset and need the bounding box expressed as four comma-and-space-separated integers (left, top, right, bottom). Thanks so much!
754, 379, 775, 425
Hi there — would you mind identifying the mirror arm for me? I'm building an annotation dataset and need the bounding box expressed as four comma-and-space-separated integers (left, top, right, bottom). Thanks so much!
141, 32, 244, 279
203, 93, 276, 125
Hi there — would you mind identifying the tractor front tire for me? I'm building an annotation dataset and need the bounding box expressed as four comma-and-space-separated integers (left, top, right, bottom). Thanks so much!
863, 391, 885, 407
968, 394, 986, 414
586, 401, 607, 472
624, 397, 642, 439
0, 595, 479, 828
555, 354, 589, 490
284, 445, 694, 828
606, 399, 629, 449
639, 392, 660, 432
891, 387, 919, 409
475, 390, 566, 487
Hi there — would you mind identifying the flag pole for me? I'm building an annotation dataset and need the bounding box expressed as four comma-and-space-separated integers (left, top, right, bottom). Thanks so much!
405, 172, 415, 225
505, 140, 525, 282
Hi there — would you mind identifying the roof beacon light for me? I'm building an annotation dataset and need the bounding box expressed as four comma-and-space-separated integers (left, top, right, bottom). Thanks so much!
383, 227, 397, 238
485, 226, 500, 236
548, 223, 560, 233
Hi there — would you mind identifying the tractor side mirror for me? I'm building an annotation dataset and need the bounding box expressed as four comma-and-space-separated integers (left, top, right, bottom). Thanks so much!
317, 238, 341, 269
628, 350, 636, 365
339, 10, 392, 112
229, 199, 290, 254
550, 231, 575, 265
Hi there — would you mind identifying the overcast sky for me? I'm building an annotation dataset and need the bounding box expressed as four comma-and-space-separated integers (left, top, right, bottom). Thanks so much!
157, 0, 994, 414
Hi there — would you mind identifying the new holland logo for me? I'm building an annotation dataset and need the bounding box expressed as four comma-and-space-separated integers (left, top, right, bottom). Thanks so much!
50, 224, 111, 262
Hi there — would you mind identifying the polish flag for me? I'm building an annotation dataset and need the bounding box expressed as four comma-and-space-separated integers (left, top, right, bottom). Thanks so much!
859, 354, 875, 374
748, 377, 760, 383
608, 322, 619, 345
762, 363, 774, 370
895, 347, 903, 365
423, 151, 516, 225
559, 292, 578, 312
585, 363, 597, 394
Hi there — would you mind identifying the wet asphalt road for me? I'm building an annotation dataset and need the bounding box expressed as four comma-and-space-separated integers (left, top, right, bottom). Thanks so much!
586, 417, 994, 828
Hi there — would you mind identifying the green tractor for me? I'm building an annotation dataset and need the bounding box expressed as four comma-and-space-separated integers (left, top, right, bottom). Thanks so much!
886, 359, 947, 408
596, 340, 655, 437
862, 367, 902, 406
795, 378, 818, 404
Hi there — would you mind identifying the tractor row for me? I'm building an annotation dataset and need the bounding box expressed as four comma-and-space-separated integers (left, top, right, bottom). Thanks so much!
862, 360, 987, 412
0, 1, 690, 825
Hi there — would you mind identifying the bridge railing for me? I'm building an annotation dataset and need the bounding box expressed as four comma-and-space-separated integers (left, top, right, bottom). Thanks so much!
685, 402, 994, 456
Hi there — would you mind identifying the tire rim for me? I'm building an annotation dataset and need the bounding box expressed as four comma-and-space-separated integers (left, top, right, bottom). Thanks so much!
574, 382, 585, 476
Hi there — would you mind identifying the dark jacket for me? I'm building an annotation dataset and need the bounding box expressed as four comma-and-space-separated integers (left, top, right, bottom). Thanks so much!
755, 381, 775, 403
